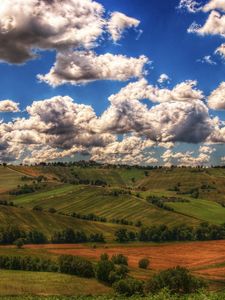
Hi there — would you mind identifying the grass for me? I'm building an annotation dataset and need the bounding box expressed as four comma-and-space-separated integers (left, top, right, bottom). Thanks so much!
0, 167, 24, 193
0, 205, 130, 241
168, 199, 225, 225
0, 270, 111, 296
12, 185, 200, 227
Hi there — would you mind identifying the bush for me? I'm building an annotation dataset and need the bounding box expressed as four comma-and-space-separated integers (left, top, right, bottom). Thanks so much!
100, 253, 109, 261
59, 255, 94, 278
145, 266, 206, 295
0, 255, 58, 272
115, 228, 136, 243
139, 258, 150, 269
113, 278, 144, 296
111, 254, 128, 266
14, 238, 24, 249
95, 259, 115, 283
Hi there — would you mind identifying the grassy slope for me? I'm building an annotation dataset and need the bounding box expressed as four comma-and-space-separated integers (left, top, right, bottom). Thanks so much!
0, 167, 24, 193
0, 270, 111, 296
12, 185, 200, 227
0, 205, 131, 241
138, 168, 225, 203
168, 199, 225, 225
2, 165, 225, 228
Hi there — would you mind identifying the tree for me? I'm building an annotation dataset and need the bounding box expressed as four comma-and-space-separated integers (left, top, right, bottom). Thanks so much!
113, 278, 144, 296
95, 259, 115, 283
115, 228, 130, 243
14, 238, 24, 249
145, 266, 206, 295
138, 258, 150, 269
59, 255, 94, 278
111, 254, 128, 266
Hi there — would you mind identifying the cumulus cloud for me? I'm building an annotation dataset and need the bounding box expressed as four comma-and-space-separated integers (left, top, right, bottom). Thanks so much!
188, 11, 225, 37
162, 144, 216, 167
0, 81, 222, 164
38, 51, 148, 86
0, 0, 107, 64
97, 80, 212, 143
203, 0, 225, 12
157, 74, 170, 84
108, 12, 140, 42
0, 100, 20, 112
208, 82, 225, 110
90, 135, 157, 165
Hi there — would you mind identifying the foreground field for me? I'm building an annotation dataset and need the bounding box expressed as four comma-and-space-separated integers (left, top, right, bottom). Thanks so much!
1, 240, 225, 285
0, 270, 111, 296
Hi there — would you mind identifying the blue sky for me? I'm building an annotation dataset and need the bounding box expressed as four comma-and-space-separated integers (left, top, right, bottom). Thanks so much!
0, 0, 224, 165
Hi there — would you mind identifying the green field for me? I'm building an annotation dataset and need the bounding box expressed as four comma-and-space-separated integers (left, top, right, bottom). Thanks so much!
0, 167, 24, 193
168, 199, 225, 225
0, 270, 111, 296
0, 205, 130, 241
1, 165, 225, 297
12, 184, 200, 227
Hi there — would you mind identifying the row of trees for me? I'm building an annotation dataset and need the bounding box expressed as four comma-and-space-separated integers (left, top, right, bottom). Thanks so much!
0, 227, 47, 245
0, 227, 105, 245
51, 228, 105, 244
115, 223, 225, 243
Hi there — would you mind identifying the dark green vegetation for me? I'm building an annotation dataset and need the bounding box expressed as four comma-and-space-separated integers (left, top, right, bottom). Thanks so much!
1, 163, 225, 296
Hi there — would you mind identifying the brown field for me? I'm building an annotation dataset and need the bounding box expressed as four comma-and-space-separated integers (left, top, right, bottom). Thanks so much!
43, 241, 225, 270
22, 240, 225, 272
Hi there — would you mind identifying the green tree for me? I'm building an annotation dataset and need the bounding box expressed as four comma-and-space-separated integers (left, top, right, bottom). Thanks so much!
145, 266, 206, 295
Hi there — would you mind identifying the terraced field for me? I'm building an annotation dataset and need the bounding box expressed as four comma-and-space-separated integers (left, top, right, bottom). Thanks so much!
0, 205, 128, 241
168, 199, 225, 225
12, 185, 200, 227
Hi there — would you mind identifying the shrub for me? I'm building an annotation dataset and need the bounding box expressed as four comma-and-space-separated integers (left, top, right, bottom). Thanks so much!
145, 266, 206, 295
100, 253, 109, 261
14, 238, 24, 249
139, 258, 150, 269
111, 254, 128, 266
0, 255, 58, 272
95, 259, 115, 283
113, 278, 144, 296
59, 255, 94, 278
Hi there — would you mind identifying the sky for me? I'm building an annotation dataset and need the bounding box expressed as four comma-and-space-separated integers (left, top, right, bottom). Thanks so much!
0, 0, 225, 166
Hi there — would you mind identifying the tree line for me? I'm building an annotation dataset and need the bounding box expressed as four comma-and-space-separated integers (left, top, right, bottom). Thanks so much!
0, 227, 105, 245
115, 222, 225, 243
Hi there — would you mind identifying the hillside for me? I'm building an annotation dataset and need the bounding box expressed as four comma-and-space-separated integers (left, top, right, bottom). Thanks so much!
0, 205, 130, 241
1, 164, 225, 231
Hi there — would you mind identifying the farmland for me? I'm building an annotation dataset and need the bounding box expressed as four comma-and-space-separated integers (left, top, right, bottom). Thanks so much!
1, 164, 225, 296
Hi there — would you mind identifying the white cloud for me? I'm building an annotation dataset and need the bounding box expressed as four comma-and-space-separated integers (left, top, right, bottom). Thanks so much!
208, 82, 225, 110
0, 100, 20, 112
178, 0, 202, 13
203, 0, 225, 12
188, 11, 225, 37
90, 135, 157, 165
162, 145, 215, 167
0, 81, 223, 164
197, 55, 217, 65
108, 12, 140, 42
97, 80, 212, 143
215, 43, 225, 58
0, 0, 107, 64
157, 74, 170, 84
38, 51, 148, 86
